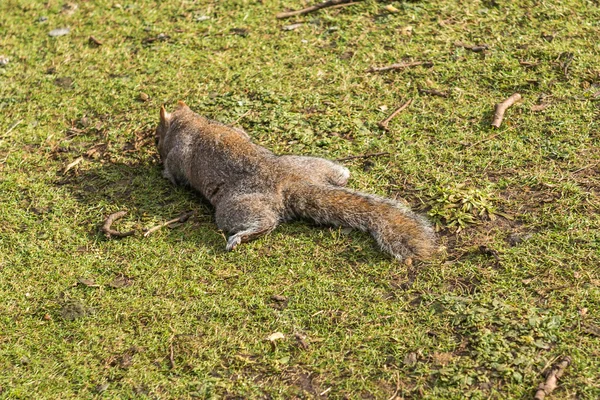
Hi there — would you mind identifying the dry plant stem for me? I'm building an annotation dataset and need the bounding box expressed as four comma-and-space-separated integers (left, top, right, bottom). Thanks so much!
169, 342, 175, 369
534, 356, 572, 400
276, 0, 362, 19
102, 211, 135, 238
367, 61, 432, 73
336, 152, 390, 162
419, 88, 448, 98
143, 211, 195, 237
378, 99, 412, 130
491, 93, 521, 128
455, 41, 489, 52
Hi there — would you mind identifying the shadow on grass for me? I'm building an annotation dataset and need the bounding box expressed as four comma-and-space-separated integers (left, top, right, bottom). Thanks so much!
55, 158, 391, 262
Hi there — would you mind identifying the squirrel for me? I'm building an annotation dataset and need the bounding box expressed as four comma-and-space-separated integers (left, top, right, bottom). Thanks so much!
155, 101, 436, 261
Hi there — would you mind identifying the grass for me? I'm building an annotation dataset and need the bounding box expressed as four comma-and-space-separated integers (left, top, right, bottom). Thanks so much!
1, 0, 599, 398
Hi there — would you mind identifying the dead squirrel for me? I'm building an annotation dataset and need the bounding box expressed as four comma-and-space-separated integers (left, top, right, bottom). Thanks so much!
156, 101, 436, 261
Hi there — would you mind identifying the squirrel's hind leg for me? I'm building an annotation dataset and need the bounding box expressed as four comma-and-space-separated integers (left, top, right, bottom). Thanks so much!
279, 155, 350, 186
215, 194, 281, 251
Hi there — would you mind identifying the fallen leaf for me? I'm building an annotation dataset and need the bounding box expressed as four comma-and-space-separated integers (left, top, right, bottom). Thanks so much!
583, 323, 600, 337
404, 352, 417, 366
138, 92, 149, 102
282, 23, 303, 31
109, 276, 133, 289
267, 332, 285, 342
60, 302, 88, 320
54, 76, 74, 89
400, 26, 413, 36
49, 27, 70, 37
77, 277, 99, 287
61, 3, 78, 15
385, 5, 399, 13
531, 103, 549, 112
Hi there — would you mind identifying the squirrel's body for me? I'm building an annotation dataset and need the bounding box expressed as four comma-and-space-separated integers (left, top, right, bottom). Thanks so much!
156, 102, 435, 261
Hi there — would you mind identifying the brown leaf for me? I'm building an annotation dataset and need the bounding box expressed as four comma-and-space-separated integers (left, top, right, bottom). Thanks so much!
583, 323, 600, 337
531, 103, 550, 112
77, 277, 99, 287
271, 294, 287, 302
109, 276, 133, 289
266, 332, 285, 342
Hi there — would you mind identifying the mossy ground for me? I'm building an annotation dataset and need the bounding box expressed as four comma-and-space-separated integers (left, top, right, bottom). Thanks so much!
1, 0, 599, 398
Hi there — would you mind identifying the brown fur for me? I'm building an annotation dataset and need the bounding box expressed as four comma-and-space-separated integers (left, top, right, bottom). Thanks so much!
156, 102, 436, 261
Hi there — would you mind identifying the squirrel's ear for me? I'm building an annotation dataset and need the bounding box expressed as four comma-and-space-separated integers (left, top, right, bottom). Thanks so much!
160, 105, 171, 125
176, 100, 188, 109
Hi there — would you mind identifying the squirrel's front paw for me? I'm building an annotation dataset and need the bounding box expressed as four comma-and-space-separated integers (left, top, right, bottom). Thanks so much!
225, 235, 242, 251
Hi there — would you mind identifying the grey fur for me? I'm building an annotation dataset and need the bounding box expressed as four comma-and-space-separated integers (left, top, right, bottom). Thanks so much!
156, 103, 436, 260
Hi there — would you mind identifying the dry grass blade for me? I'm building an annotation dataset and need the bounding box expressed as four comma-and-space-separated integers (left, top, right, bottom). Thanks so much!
367, 61, 432, 73
276, 0, 363, 19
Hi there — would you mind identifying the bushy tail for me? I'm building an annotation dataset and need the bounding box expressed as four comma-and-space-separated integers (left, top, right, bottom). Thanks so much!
286, 184, 436, 261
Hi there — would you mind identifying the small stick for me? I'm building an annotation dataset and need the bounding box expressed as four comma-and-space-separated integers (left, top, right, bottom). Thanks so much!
378, 99, 412, 131
491, 93, 521, 128
88, 35, 103, 46
276, 0, 362, 19
102, 211, 135, 238
336, 152, 390, 162
455, 41, 489, 52
418, 88, 448, 98
367, 61, 432, 73
519, 60, 539, 67
143, 210, 195, 237
534, 356, 572, 400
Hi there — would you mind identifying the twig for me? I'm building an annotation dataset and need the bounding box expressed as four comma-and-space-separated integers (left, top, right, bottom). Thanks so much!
455, 41, 489, 52
169, 342, 175, 369
418, 88, 448, 98
276, 0, 362, 19
491, 93, 521, 128
378, 99, 412, 130
519, 60, 540, 67
534, 356, 571, 400
88, 35, 103, 46
367, 61, 432, 73
336, 152, 390, 162
143, 211, 195, 237
102, 211, 135, 238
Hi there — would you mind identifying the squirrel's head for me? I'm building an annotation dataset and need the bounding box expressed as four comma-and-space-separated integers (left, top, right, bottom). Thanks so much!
156, 101, 188, 160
